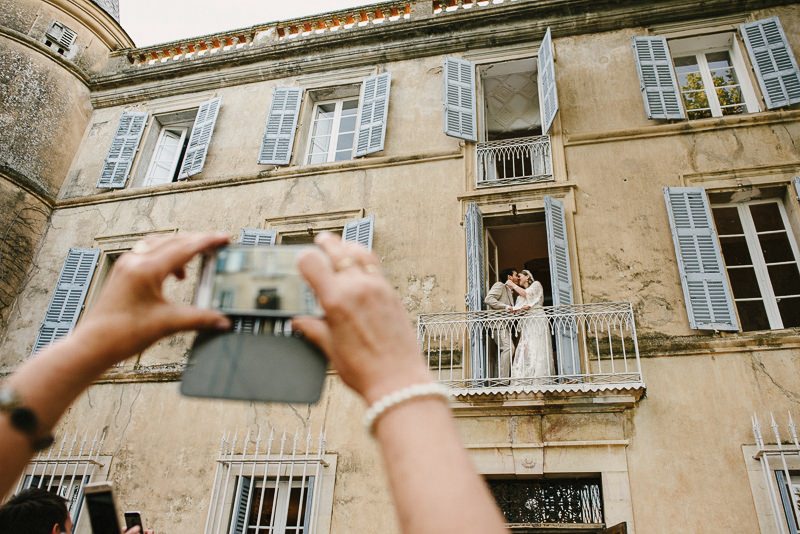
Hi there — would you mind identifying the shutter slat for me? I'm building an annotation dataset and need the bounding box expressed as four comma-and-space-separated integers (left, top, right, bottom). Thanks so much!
239, 228, 276, 247
342, 216, 374, 251
464, 202, 486, 379
740, 17, 800, 109
443, 57, 477, 141
178, 97, 222, 179
259, 88, 303, 165
538, 27, 560, 134
229, 476, 252, 534
97, 112, 148, 189
354, 73, 391, 156
632, 37, 685, 120
32, 248, 100, 354
663, 187, 738, 331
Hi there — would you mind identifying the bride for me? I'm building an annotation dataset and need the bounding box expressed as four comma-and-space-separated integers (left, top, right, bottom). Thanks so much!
506, 270, 552, 380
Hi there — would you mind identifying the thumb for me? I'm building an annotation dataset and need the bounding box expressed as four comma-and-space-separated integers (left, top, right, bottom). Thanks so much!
164, 305, 231, 333
292, 316, 334, 360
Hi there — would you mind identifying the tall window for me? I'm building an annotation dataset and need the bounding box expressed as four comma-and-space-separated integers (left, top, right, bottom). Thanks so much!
669, 33, 760, 120
138, 110, 196, 187
231, 477, 314, 533
712, 200, 800, 330
306, 99, 358, 164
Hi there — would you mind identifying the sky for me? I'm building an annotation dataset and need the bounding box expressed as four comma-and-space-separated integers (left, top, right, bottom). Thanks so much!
118, 0, 381, 47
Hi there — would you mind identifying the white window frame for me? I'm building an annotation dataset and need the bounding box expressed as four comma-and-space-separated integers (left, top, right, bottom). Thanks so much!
669, 33, 761, 118
714, 198, 800, 330
143, 126, 188, 187
304, 98, 359, 164
232, 476, 314, 534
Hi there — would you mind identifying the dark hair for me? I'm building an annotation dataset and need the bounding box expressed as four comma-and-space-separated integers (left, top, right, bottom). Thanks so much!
499, 268, 516, 281
0, 487, 69, 534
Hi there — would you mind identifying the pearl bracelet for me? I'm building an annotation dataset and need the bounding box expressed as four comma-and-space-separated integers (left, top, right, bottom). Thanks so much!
363, 382, 451, 434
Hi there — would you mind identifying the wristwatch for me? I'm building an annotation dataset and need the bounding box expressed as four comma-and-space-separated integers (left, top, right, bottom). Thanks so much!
0, 386, 54, 451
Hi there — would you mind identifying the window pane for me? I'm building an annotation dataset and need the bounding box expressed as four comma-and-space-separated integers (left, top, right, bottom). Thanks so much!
338, 115, 357, 134
712, 207, 743, 235
768, 264, 800, 296
342, 99, 359, 111
248, 486, 276, 528
284, 486, 306, 527
335, 132, 354, 153
758, 232, 796, 263
749, 203, 784, 232
777, 297, 800, 328
720, 236, 753, 266
728, 268, 762, 299
705, 51, 733, 71
736, 300, 770, 331
317, 103, 336, 117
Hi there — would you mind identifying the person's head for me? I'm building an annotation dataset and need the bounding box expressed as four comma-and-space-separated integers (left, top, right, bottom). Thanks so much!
499, 268, 518, 283
519, 269, 534, 288
0, 488, 72, 534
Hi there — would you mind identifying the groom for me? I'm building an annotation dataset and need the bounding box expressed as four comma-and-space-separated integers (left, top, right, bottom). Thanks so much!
484, 268, 519, 379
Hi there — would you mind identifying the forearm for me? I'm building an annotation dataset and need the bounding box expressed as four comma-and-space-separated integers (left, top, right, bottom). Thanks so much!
374, 398, 507, 534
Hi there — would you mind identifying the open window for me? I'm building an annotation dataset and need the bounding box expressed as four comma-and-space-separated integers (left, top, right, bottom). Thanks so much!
134, 109, 196, 187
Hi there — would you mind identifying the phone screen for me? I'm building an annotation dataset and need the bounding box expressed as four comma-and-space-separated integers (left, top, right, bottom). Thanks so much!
85, 489, 121, 532
125, 511, 143, 531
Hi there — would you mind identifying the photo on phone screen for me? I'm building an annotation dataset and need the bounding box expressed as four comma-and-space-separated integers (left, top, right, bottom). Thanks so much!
84, 483, 121, 533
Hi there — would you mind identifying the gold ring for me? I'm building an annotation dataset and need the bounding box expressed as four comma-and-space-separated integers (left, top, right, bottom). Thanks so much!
131, 241, 152, 254
334, 257, 357, 271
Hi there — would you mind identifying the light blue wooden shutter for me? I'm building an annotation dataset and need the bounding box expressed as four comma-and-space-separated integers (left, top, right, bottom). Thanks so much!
464, 202, 486, 380
239, 228, 276, 247
741, 17, 800, 109
632, 37, 685, 120
354, 73, 391, 156
343, 216, 374, 250
97, 111, 148, 188
259, 87, 303, 165
538, 27, 559, 135
794, 176, 800, 201
32, 248, 100, 354
544, 196, 579, 375
229, 476, 252, 534
178, 97, 221, 179
663, 187, 738, 331
443, 57, 477, 141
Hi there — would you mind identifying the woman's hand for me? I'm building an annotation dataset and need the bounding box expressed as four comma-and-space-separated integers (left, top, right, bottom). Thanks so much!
73, 232, 231, 365
294, 233, 431, 404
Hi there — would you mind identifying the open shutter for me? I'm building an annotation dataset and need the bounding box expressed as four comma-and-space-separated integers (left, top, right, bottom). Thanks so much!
178, 97, 221, 179
259, 87, 303, 165
663, 187, 738, 331
343, 216, 374, 251
229, 476, 252, 534
740, 17, 800, 109
97, 111, 148, 188
544, 196, 580, 376
239, 228, 276, 247
354, 73, 391, 156
538, 27, 559, 135
632, 37, 685, 120
793, 176, 800, 201
464, 202, 486, 380
32, 248, 100, 354
443, 57, 477, 141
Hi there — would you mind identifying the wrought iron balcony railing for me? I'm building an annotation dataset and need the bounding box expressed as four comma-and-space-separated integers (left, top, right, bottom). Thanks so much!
476, 135, 553, 186
417, 302, 643, 395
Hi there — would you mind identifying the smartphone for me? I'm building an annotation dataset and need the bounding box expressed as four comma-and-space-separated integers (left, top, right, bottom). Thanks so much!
195, 245, 323, 319
84, 482, 122, 533
124, 511, 144, 532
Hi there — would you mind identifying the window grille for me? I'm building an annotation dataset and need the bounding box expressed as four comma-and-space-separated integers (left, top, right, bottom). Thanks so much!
205, 428, 329, 534
752, 413, 800, 533
10, 431, 108, 526
488, 477, 604, 526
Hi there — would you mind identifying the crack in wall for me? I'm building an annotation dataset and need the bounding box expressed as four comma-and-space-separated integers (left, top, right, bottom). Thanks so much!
750, 352, 800, 405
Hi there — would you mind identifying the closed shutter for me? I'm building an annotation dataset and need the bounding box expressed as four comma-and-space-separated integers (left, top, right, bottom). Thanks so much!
32, 248, 100, 354
443, 57, 477, 141
178, 97, 222, 179
97, 112, 148, 188
740, 17, 800, 109
354, 73, 392, 156
464, 202, 486, 380
343, 216, 374, 250
663, 187, 738, 331
259, 88, 303, 165
229, 476, 252, 534
538, 27, 560, 135
544, 196, 580, 376
239, 228, 276, 247
632, 36, 685, 120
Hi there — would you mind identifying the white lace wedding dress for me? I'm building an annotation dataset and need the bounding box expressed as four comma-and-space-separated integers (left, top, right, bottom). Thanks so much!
511, 281, 552, 379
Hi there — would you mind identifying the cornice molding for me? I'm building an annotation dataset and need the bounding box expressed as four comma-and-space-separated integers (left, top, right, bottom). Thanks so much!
42, 0, 134, 49
0, 26, 91, 86
0, 165, 56, 208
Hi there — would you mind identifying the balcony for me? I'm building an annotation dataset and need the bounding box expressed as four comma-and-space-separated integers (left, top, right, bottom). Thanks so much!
417, 302, 644, 397
476, 135, 552, 187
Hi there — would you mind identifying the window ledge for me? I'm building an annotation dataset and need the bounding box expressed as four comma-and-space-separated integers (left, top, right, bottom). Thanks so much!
449, 386, 644, 416
565, 108, 800, 147
637, 327, 800, 358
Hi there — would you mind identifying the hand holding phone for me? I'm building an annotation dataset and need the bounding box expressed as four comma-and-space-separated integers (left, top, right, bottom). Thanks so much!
125, 511, 144, 532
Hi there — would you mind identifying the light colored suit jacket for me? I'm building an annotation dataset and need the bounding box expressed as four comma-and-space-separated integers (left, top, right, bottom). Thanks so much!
484, 281, 514, 310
